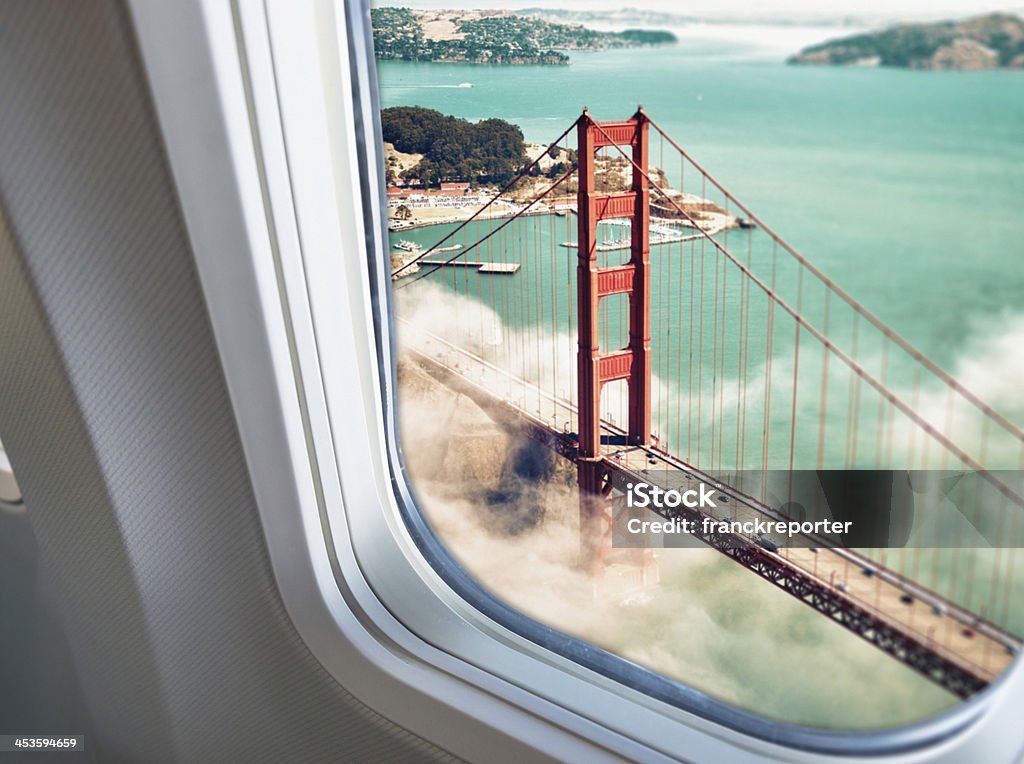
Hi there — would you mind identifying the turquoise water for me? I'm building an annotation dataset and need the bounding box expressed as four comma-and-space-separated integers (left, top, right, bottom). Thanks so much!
383, 41, 1024, 482
379, 43, 1024, 372
379, 34, 1024, 727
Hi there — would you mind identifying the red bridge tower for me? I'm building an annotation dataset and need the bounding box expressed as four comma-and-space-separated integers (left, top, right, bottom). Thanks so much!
576, 108, 652, 572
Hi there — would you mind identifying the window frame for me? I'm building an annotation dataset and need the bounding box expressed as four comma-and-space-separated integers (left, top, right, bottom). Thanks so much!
128, 0, 1024, 760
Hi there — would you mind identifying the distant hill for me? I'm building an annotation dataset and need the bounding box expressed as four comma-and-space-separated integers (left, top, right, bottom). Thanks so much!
371, 8, 676, 65
788, 12, 1024, 70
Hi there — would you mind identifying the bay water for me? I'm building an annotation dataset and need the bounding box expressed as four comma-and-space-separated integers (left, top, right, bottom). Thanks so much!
378, 26, 1024, 728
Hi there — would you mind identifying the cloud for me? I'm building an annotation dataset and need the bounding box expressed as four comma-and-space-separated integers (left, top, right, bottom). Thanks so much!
395, 286, 960, 729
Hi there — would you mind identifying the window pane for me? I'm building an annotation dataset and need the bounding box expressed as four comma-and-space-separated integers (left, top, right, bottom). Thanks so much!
375, 5, 1024, 731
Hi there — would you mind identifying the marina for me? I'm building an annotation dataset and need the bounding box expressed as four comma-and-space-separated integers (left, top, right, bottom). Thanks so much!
559, 217, 733, 251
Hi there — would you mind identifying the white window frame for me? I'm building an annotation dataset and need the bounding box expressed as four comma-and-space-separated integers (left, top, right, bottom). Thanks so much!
126, 1, 1024, 761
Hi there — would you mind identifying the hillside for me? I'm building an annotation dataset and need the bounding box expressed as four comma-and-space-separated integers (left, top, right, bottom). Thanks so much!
382, 107, 529, 187
372, 8, 676, 65
788, 12, 1024, 70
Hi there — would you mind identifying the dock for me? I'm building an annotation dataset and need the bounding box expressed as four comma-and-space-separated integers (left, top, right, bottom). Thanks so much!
419, 261, 520, 274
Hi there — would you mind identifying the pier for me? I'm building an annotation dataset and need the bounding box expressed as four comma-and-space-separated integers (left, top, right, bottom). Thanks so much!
418, 260, 520, 274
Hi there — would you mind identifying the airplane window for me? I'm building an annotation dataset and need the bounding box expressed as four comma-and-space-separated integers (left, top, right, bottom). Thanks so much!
0, 438, 23, 508
368, 1, 1022, 743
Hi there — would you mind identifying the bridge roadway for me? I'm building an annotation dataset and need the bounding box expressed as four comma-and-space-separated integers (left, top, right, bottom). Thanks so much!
399, 321, 1021, 697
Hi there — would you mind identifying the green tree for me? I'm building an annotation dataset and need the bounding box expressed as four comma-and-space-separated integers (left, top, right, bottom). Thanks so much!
382, 107, 527, 188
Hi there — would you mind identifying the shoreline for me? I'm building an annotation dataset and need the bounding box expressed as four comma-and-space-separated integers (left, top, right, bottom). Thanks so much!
388, 184, 739, 237
389, 202, 572, 232
389, 199, 742, 279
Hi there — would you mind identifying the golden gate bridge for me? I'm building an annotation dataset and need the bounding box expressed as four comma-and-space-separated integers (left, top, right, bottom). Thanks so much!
390, 108, 1024, 700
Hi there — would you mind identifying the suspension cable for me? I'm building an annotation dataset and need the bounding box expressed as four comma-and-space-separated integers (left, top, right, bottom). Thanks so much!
390, 118, 581, 278
588, 118, 1024, 509
646, 116, 1024, 447
394, 165, 578, 289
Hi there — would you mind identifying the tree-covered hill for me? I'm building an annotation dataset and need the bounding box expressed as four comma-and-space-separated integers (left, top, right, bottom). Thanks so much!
372, 8, 676, 65
788, 12, 1024, 69
381, 107, 528, 187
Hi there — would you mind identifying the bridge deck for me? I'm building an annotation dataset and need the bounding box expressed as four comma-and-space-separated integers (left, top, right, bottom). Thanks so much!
399, 320, 1021, 696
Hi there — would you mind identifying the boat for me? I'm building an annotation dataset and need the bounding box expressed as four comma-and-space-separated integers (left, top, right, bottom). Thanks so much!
395, 240, 421, 252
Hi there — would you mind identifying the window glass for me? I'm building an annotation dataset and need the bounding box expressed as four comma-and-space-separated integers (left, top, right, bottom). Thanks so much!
374, 4, 1024, 730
